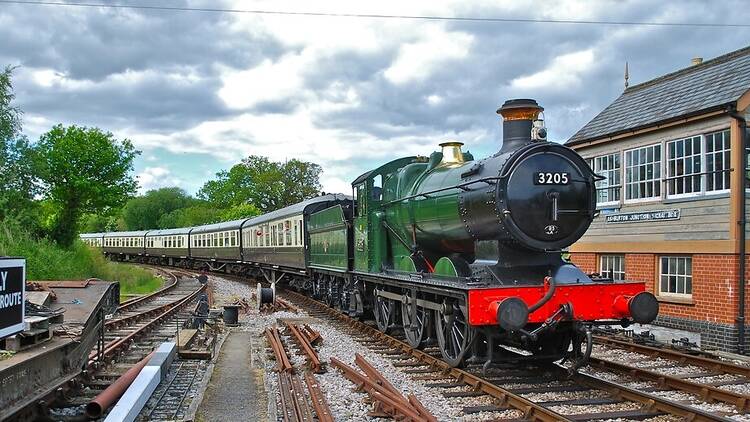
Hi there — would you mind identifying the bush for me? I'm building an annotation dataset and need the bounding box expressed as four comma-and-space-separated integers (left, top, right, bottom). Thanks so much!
0, 224, 161, 299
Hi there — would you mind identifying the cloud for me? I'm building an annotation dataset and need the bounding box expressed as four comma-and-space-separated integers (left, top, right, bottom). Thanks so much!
384, 26, 474, 85
2, 0, 750, 196
510, 49, 596, 91
137, 166, 184, 193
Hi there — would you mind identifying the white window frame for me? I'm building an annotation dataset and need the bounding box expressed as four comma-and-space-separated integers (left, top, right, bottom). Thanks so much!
593, 153, 622, 207
705, 129, 731, 194
659, 256, 692, 298
666, 135, 703, 199
599, 254, 625, 281
624, 143, 662, 203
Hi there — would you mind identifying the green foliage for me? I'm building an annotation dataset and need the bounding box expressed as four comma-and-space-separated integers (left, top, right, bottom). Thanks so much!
219, 203, 261, 221
80, 213, 123, 233
198, 155, 322, 213
0, 224, 161, 298
122, 187, 196, 230
0, 66, 39, 229
35, 125, 139, 246
0, 65, 21, 143
157, 203, 222, 228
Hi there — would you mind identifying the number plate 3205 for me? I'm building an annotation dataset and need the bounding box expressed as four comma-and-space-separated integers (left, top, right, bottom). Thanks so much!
534, 172, 570, 185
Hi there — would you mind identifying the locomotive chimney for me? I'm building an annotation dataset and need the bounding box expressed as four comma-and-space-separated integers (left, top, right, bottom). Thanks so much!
497, 99, 544, 153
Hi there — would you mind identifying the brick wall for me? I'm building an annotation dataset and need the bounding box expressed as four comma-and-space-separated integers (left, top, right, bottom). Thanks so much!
569, 252, 596, 273
570, 251, 750, 352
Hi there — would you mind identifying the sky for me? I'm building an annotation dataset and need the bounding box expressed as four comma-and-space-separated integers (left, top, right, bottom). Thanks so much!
2, 0, 750, 195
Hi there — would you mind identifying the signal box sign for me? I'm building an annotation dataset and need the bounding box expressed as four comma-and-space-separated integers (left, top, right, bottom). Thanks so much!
0, 258, 25, 339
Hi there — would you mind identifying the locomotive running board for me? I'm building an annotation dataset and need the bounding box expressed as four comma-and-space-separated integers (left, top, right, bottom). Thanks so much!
374, 289, 444, 312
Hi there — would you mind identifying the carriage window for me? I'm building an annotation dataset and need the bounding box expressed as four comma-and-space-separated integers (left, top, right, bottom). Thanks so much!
277, 223, 283, 246
293, 222, 298, 246
285, 220, 292, 246
299, 218, 304, 245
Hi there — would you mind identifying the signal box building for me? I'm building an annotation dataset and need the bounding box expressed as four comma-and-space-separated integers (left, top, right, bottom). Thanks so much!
566, 46, 750, 352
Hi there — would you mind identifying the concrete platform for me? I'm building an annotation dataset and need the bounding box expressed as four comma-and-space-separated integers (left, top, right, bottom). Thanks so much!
195, 330, 269, 422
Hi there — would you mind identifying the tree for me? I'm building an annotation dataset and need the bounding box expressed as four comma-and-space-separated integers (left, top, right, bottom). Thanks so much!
121, 187, 196, 230
198, 155, 322, 213
0, 66, 21, 142
157, 204, 222, 228
0, 66, 39, 228
35, 125, 139, 246
219, 203, 261, 221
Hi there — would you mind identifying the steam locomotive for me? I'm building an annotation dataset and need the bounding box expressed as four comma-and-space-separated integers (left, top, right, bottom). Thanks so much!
82, 98, 658, 369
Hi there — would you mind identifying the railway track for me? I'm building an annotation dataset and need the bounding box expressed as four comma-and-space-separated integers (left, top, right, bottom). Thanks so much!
280, 288, 742, 422
49, 268, 206, 420
586, 335, 750, 414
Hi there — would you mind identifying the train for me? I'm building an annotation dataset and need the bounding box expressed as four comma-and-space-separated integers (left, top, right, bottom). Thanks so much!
81, 98, 658, 370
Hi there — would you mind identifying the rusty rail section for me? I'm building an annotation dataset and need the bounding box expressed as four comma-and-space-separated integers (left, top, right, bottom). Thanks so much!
265, 327, 294, 373
285, 322, 323, 373
116, 267, 179, 312
300, 324, 321, 345
264, 323, 333, 422
276, 297, 301, 313
595, 335, 750, 378
588, 357, 750, 412
303, 372, 334, 422
331, 355, 436, 422
278, 372, 314, 422
88, 281, 206, 368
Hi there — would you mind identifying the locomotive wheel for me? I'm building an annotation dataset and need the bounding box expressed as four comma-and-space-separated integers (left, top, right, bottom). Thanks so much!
373, 294, 396, 333
436, 302, 474, 367
401, 299, 431, 349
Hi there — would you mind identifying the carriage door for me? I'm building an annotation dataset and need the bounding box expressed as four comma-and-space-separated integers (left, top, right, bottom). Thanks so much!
353, 182, 369, 271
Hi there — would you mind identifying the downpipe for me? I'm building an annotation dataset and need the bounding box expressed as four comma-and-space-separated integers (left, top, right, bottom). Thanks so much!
729, 106, 747, 355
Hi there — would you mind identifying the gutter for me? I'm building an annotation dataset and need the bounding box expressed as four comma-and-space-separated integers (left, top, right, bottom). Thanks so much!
728, 105, 747, 355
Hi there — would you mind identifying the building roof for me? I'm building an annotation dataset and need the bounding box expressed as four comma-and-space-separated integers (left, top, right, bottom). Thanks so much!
567, 45, 750, 146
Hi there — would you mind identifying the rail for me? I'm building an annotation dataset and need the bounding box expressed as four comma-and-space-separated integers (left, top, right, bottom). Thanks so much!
116, 267, 180, 312
88, 280, 205, 368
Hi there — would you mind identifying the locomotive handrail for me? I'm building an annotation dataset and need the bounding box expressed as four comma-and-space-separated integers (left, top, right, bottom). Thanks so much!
380, 176, 504, 206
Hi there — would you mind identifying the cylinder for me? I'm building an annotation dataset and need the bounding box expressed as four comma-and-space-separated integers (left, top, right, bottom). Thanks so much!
86, 352, 154, 418
223, 305, 240, 326
257, 282, 275, 308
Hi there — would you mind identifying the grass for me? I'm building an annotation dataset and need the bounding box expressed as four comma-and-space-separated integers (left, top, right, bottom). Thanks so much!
0, 225, 162, 299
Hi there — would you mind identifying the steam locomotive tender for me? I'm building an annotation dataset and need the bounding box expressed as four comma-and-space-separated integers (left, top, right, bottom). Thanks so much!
83, 98, 658, 370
